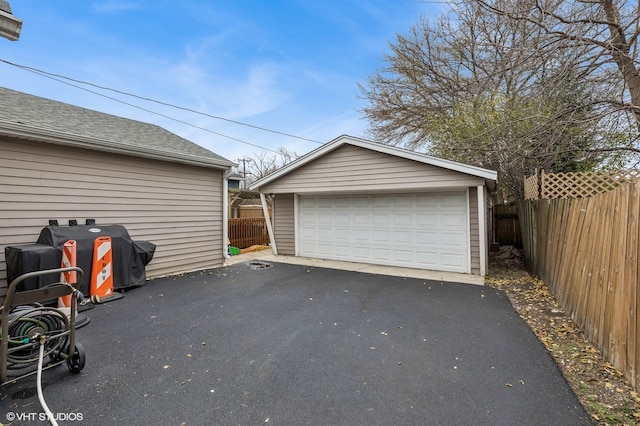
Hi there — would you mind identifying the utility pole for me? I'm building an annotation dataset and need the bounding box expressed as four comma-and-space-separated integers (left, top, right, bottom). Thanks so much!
237, 158, 250, 189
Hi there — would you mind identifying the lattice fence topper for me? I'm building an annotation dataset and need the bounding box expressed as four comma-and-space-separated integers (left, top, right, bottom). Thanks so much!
523, 175, 539, 200
524, 169, 640, 200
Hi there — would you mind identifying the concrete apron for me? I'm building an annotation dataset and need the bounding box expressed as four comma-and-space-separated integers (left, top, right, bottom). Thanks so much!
224, 249, 485, 286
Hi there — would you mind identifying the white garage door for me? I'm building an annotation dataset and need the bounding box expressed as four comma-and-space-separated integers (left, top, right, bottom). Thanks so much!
298, 192, 469, 273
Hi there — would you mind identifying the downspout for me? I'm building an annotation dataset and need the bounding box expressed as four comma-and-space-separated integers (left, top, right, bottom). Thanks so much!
223, 169, 231, 260
260, 192, 278, 255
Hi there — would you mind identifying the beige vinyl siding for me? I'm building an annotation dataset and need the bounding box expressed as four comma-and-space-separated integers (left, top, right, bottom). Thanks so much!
0, 138, 224, 295
261, 144, 484, 194
468, 188, 480, 274
273, 193, 295, 255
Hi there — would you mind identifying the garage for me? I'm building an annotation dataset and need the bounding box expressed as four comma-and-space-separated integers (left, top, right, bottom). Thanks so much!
298, 192, 469, 272
0, 88, 234, 295
250, 135, 497, 277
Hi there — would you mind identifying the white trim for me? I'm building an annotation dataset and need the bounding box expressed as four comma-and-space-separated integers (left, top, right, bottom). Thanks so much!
466, 188, 472, 274
477, 185, 487, 276
294, 193, 300, 256
223, 170, 231, 260
250, 135, 497, 191
260, 193, 278, 255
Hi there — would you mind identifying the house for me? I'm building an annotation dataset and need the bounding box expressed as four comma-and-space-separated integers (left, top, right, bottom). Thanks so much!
0, 87, 235, 296
227, 172, 244, 190
250, 135, 497, 276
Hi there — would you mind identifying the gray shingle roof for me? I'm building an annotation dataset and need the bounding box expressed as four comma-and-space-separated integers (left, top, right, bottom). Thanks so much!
0, 87, 234, 169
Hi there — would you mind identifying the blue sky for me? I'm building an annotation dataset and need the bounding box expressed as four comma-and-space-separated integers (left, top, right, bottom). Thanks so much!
1, 1, 440, 163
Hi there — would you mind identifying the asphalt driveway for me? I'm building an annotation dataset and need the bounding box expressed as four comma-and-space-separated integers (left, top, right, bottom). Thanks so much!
1, 261, 591, 425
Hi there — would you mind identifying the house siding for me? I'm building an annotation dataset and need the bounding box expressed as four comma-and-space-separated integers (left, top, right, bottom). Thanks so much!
0, 138, 224, 297
260, 144, 484, 194
273, 193, 295, 255
469, 188, 480, 274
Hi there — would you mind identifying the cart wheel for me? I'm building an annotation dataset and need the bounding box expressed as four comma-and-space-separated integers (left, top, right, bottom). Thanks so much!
67, 342, 86, 374
50, 351, 62, 363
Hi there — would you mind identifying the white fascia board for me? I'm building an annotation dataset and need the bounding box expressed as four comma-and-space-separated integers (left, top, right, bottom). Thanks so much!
0, 122, 234, 170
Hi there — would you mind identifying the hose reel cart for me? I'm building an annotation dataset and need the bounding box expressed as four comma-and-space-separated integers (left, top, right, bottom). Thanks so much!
1, 267, 86, 385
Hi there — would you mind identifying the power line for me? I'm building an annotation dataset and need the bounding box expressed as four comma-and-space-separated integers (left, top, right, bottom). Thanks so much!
0, 58, 324, 153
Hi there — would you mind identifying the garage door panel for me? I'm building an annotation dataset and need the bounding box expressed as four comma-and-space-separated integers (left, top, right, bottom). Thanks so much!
372, 247, 391, 260
317, 227, 334, 239
393, 213, 413, 226
441, 232, 466, 246
393, 230, 413, 244
353, 228, 370, 241
441, 252, 465, 268
335, 198, 350, 208
442, 193, 466, 207
317, 198, 334, 208
318, 213, 333, 225
371, 229, 390, 242
373, 196, 391, 207
441, 213, 466, 228
415, 250, 438, 264
299, 193, 468, 273
394, 195, 413, 208
352, 197, 370, 208
335, 213, 350, 225
353, 246, 371, 259
416, 213, 437, 226
372, 213, 390, 225
318, 243, 335, 256
416, 231, 438, 244
301, 212, 317, 225
333, 228, 351, 241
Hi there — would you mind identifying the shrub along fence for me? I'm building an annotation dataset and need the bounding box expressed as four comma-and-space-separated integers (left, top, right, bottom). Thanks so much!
520, 170, 640, 390
228, 217, 270, 249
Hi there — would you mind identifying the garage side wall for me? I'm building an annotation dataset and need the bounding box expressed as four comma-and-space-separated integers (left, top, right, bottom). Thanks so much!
0, 138, 224, 296
273, 193, 295, 255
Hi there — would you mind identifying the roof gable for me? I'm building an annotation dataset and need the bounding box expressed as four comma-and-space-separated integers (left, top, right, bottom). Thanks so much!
250, 135, 497, 191
0, 87, 234, 169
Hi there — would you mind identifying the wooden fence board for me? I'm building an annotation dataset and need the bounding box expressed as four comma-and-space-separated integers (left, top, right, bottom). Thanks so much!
606, 187, 628, 365
521, 178, 640, 390
627, 183, 640, 386
228, 218, 270, 249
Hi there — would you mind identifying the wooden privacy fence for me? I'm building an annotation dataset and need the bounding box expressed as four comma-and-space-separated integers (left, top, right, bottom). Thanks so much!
520, 173, 640, 390
494, 204, 522, 248
228, 217, 270, 249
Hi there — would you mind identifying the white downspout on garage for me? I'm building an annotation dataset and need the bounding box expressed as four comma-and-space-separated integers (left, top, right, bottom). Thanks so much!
222, 170, 231, 260
477, 185, 487, 275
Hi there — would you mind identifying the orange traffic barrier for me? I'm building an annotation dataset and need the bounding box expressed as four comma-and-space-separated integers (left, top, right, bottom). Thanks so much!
58, 240, 77, 308
90, 236, 115, 302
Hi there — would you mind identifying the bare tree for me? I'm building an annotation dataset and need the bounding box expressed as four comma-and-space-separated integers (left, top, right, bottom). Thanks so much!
359, 0, 638, 198
244, 147, 299, 187
477, 0, 640, 128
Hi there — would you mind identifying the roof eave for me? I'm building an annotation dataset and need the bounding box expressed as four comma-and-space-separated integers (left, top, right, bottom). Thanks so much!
0, 122, 234, 170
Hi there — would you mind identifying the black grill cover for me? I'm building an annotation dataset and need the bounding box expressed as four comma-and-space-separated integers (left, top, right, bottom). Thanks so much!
5, 244, 61, 292
36, 225, 155, 294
